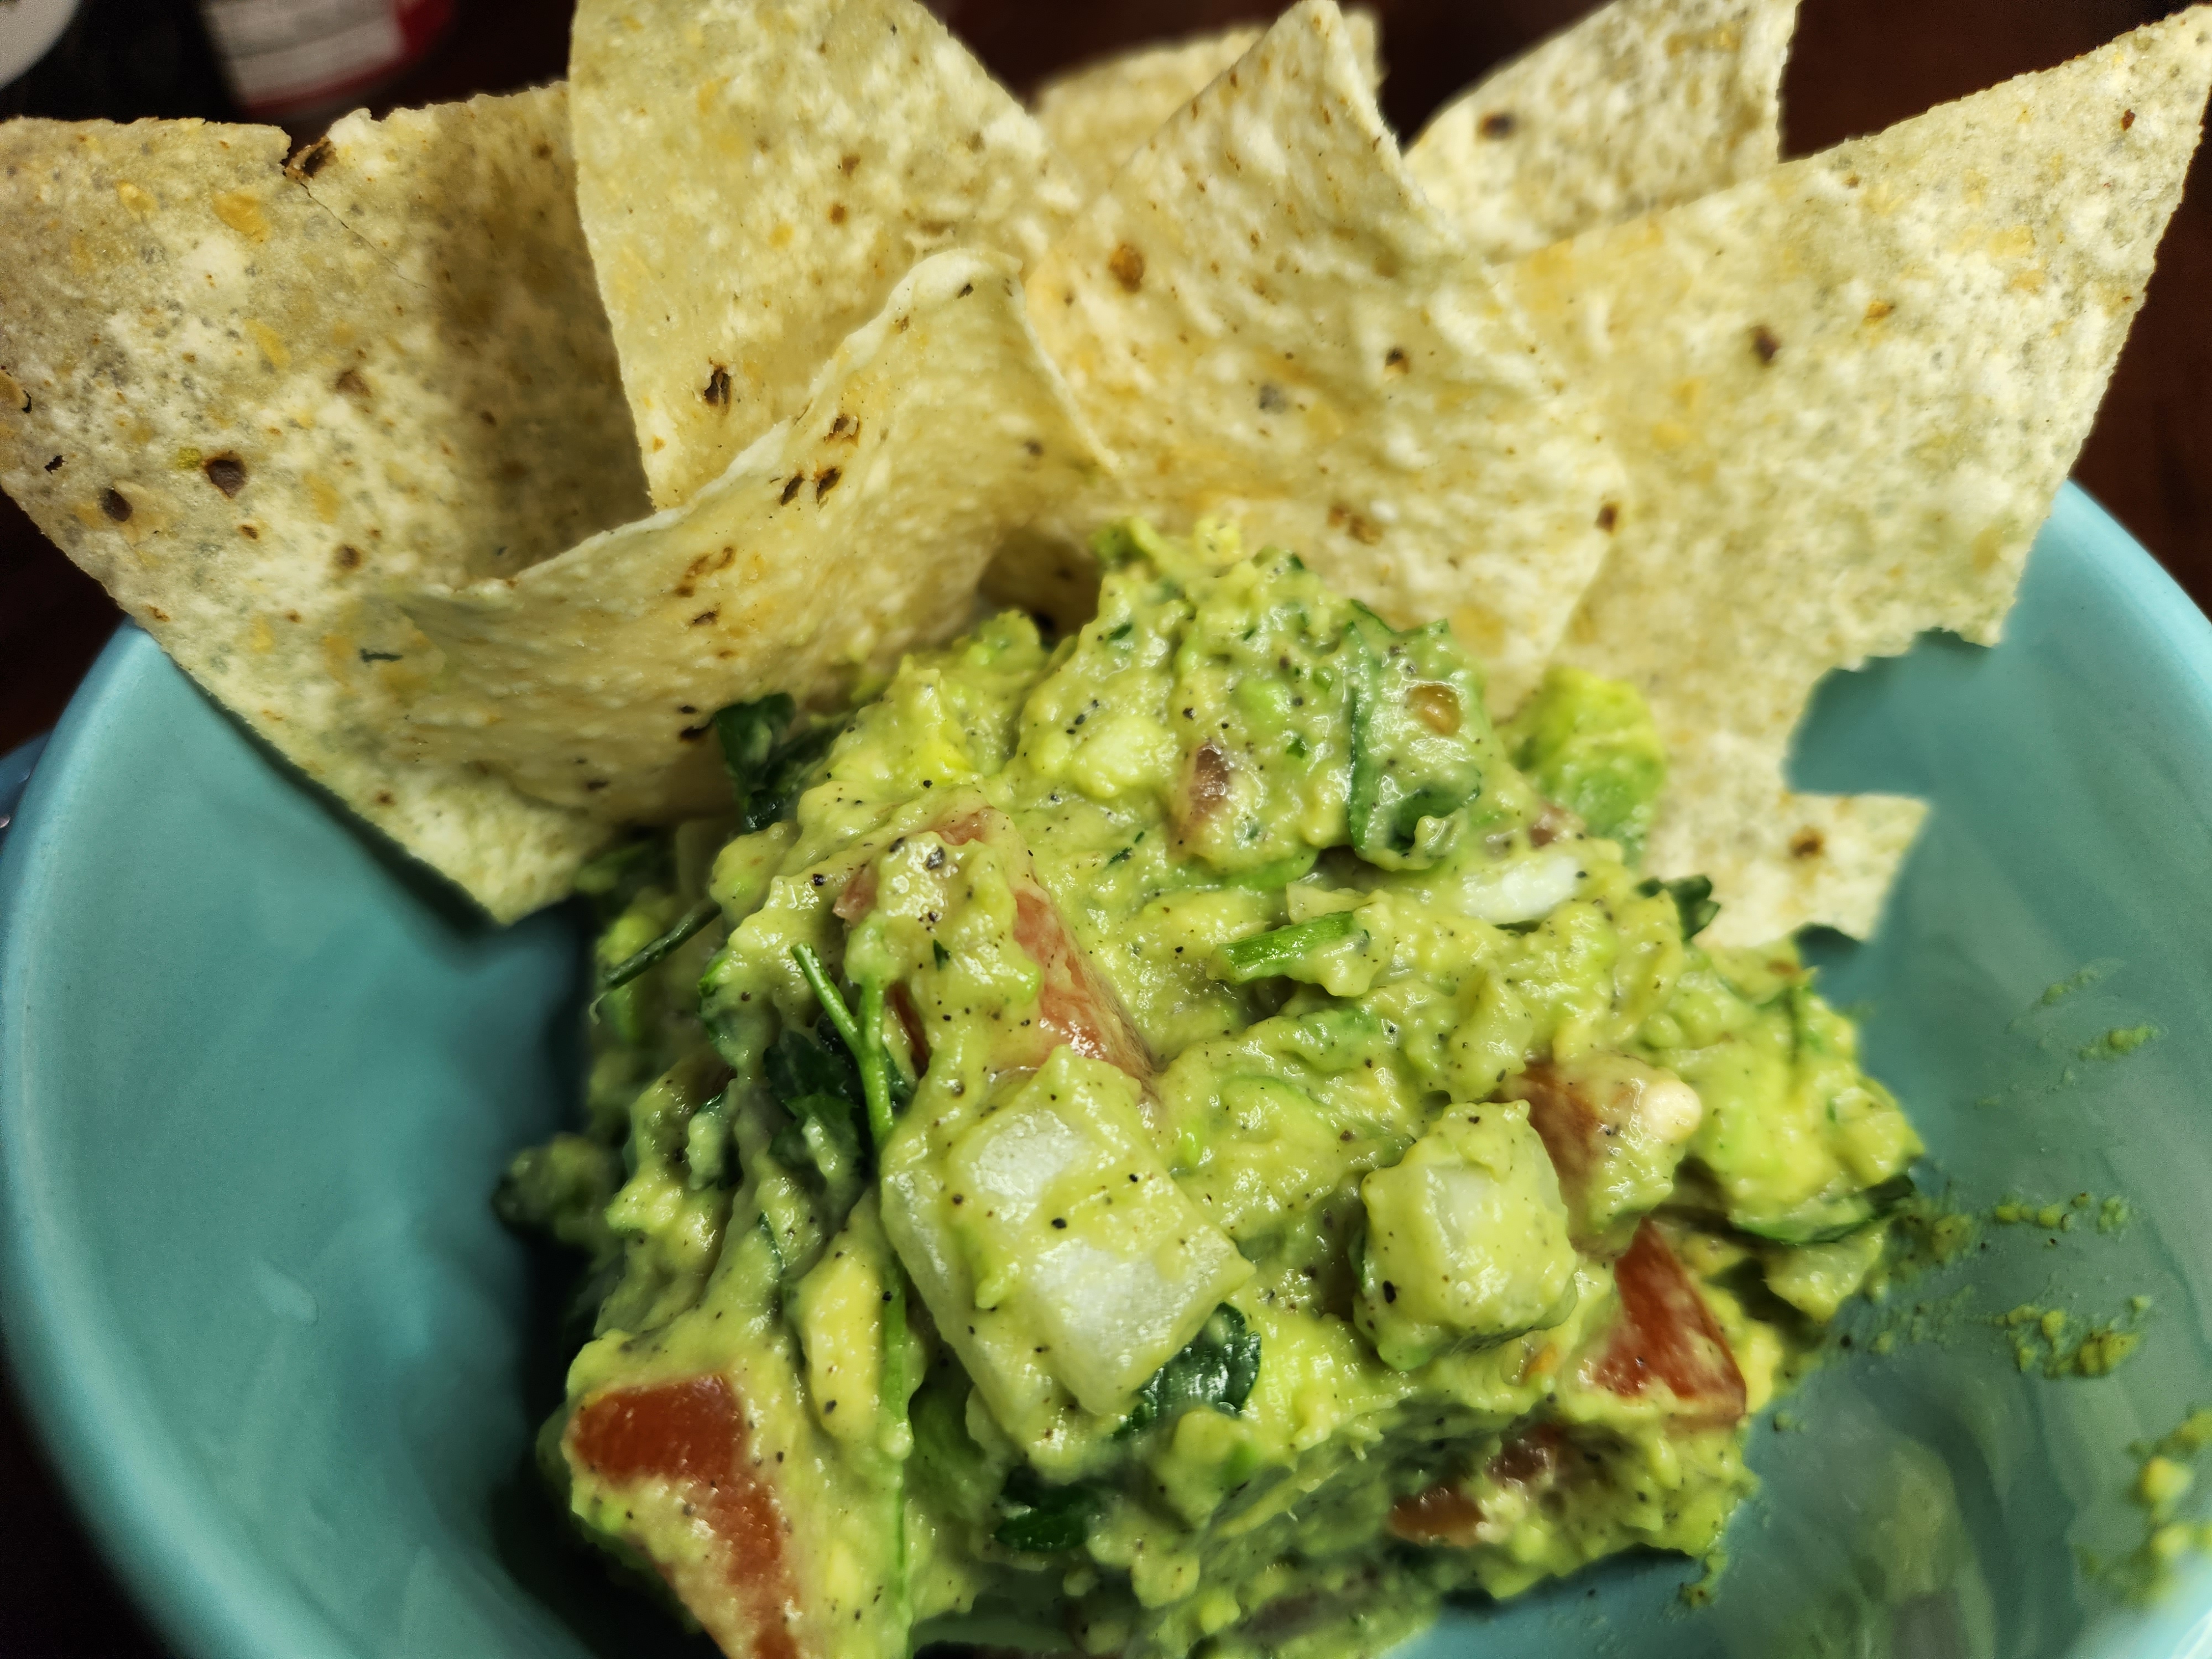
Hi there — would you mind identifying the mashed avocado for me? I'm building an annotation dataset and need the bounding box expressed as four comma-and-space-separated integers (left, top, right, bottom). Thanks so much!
497, 521, 1923, 1659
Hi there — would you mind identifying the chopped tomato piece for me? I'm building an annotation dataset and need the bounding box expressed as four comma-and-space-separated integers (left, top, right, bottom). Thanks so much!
1387, 1425, 1568, 1548
835, 807, 1151, 1082
1488, 1422, 1567, 1485
1509, 1059, 1702, 1254
1516, 1066, 1605, 1221
567, 1375, 800, 1659
1387, 1481, 1484, 1547
1580, 1220, 1747, 1426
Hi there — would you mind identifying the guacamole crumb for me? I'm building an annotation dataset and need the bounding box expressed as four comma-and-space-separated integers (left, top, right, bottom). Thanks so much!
1995, 1300, 2148, 1379
2036, 963, 2117, 1008
1868, 1193, 1978, 1296
2093, 1407, 2212, 1601
2078, 1024, 2159, 1062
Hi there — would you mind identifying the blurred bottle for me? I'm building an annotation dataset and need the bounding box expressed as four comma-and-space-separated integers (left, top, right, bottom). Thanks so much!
193, 0, 455, 122
0, 0, 236, 121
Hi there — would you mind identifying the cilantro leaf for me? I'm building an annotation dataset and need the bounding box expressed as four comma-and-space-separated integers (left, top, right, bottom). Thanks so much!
1120, 1305, 1261, 1437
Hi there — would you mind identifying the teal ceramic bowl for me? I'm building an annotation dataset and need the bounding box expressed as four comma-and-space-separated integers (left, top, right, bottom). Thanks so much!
4, 482, 2210, 1658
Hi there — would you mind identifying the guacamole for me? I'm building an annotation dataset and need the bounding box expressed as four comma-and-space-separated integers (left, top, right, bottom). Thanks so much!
499, 521, 1923, 1659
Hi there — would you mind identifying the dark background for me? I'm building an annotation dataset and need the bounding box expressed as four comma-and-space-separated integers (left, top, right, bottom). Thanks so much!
3, 0, 2206, 1652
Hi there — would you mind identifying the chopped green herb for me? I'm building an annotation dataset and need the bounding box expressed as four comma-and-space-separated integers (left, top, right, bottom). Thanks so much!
713, 694, 839, 831
714, 693, 794, 796
1344, 605, 1486, 865
571, 836, 671, 916
764, 1022, 864, 1109
1221, 848, 1318, 891
791, 942, 863, 1055
1638, 873, 1720, 941
790, 944, 909, 1150
1120, 1305, 1262, 1437
597, 898, 719, 994
1218, 910, 1365, 984
994, 1465, 1105, 1553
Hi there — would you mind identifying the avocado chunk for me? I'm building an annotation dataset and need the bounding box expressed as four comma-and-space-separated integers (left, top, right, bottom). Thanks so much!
1502, 665, 1666, 864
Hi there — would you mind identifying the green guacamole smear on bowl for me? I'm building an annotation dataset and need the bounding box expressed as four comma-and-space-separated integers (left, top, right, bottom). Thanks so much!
498, 523, 1926, 1659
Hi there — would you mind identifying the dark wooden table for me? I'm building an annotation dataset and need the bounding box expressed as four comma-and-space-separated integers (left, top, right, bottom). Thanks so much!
3, 1, 2205, 1653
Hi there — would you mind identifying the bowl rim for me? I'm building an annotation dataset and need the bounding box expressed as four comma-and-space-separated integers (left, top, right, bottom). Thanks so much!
4, 481, 2211, 1659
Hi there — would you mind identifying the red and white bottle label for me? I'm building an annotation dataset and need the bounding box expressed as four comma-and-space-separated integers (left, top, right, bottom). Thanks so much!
197, 0, 452, 117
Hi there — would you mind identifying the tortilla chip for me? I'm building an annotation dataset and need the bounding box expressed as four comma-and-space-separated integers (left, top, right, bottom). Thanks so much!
1408, 0, 1798, 263
571, 0, 1082, 510
1022, 0, 1626, 712
1034, 11, 1381, 200
398, 251, 1105, 821
1501, 7, 2212, 943
0, 90, 646, 921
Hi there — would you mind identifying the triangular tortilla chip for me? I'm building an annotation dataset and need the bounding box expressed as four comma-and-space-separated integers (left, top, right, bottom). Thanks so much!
397, 251, 1106, 821
1500, 6, 2212, 943
1408, 0, 1798, 263
571, 0, 1082, 509
1034, 11, 1381, 200
1022, 0, 1626, 712
0, 90, 646, 920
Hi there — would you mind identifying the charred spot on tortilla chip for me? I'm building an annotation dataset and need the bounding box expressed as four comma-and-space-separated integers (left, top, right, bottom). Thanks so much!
1257, 382, 1288, 412
1790, 827, 1826, 860
335, 545, 362, 570
100, 488, 132, 523
691, 609, 719, 627
1479, 111, 1517, 138
43, 455, 62, 472
333, 368, 370, 399
1108, 242, 1145, 291
1597, 502, 1620, 533
779, 475, 805, 506
814, 466, 842, 500
285, 137, 335, 181
702, 366, 732, 407
202, 453, 247, 497
1328, 503, 1381, 545
1384, 346, 1408, 375
839, 152, 860, 175
1750, 325, 1781, 365
359, 648, 402, 664
2123, 108, 2137, 129
678, 722, 709, 742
